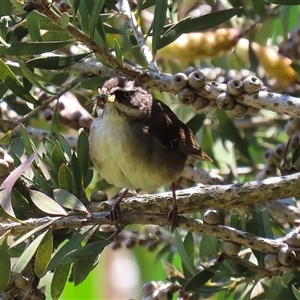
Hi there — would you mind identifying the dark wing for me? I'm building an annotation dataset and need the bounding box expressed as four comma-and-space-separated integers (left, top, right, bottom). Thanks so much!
148, 99, 212, 161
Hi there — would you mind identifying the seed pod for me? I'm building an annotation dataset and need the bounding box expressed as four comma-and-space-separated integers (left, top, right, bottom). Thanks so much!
283, 232, 300, 247
227, 79, 244, 95
172, 73, 188, 91
243, 76, 262, 93
274, 143, 286, 159
278, 246, 296, 266
90, 190, 108, 202
143, 281, 159, 296
178, 87, 196, 105
231, 103, 248, 118
223, 241, 241, 255
188, 71, 206, 89
43, 108, 53, 121
246, 106, 260, 115
0, 148, 5, 159
192, 96, 209, 111
216, 92, 235, 110
184, 66, 198, 76
285, 119, 300, 136
0, 159, 12, 176
203, 210, 219, 225
264, 253, 281, 269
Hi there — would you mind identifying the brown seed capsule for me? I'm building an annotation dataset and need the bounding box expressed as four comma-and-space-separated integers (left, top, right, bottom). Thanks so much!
223, 241, 241, 255
0, 148, 5, 159
184, 66, 198, 76
264, 253, 281, 269
172, 73, 188, 91
227, 79, 244, 95
43, 107, 53, 121
246, 106, 260, 115
203, 210, 219, 225
277, 246, 296, 266
231, 103, 248, 118
243, 76, 262, 93
178, 87, 196, 105
274, 143, 286, 159
216, 92, 235, 110
192, 96, 209, 111
0, 159, 10, 176
188, 71, 206, 89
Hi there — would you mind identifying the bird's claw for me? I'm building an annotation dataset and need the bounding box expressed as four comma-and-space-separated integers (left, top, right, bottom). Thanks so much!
167, 206, 178, 233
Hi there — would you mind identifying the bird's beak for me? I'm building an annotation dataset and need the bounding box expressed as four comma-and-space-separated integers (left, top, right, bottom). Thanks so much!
106, 94, 115, 103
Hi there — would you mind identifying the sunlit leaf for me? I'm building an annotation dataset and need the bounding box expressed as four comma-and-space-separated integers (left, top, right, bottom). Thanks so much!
10, 217, 60, 249
60, 12, 69, 29
13, 230, 49, 274
77, 129, 90, 182
57, 164, 73, 192
158, 8, 242, 49
0, 151, 37, 218
29, 190, 68, 216
53, 189, 90, 215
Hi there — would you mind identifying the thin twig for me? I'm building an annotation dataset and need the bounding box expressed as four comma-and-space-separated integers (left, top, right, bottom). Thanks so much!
118, 0, 158, 73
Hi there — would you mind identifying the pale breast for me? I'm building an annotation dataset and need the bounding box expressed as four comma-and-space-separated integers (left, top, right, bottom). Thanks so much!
89, 113, 185, 191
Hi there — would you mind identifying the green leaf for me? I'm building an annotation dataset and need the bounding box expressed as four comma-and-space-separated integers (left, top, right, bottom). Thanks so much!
73, 257, 96, 286
0, 151, 37, 218
184, 269, 215, 292
29, 190, 68, 216
268, 0, 300, 4
19, 124, 36, 156
51, 102, 61, 134
292, 285, 300, 300
90, 1, 105, 39
47, 228, 94, 271
26, 11, 42, 41
158, 8, 242, 49
114, 38, 123, 66
51, 263, 71, 300
77, 129, 90, 182
60, 12, 69, 29
61, 239, 112, 264
0, 41, 73, 56
35, 230, 53, 278
53, 189, 90, 215
174, 229, 197, 279
0, 58, 37, 103
18, 58, 56, 95
216, 110, 252, 163
58, 164, 73, 192
26, 52, 91, 70
0, 237, 11, 292
183, 232, 194, 265
151, 0, 168, 54
255, 203, 273, 239
13, 230, 49, 274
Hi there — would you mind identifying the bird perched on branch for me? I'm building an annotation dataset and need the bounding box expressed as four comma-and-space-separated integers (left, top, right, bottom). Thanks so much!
89, 76, 212, 231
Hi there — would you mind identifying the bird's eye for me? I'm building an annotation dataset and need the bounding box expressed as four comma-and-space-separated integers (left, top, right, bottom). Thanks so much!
122, 92, 131, 99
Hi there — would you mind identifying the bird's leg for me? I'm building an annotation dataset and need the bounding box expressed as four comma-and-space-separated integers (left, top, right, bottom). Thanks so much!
167, 182, 178, 232
109, 188, 129, 226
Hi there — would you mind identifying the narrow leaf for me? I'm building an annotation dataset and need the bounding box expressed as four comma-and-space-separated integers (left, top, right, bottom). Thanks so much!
57, 164, 73, 192
0, 237, 11, 292
10, 217, 60, 249
13, 230, 49, 274
0, 151, 37, 217
53, 189, 90, 215
77, 129, 90, 182
51, 263, 71, 300
174, 229, 197, 278
0, 58, 37, 103
73, 257, 96, 286
60, 12, 69, 29
35, 230, 53, 278
47, 228, 94, 271
29, 190, 68, 216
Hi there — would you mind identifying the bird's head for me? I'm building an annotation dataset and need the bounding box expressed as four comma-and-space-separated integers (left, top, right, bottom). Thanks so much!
92, 76, 152, 119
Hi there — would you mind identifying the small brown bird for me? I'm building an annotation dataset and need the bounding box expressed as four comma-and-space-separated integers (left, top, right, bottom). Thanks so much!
89, 76, 212, 231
